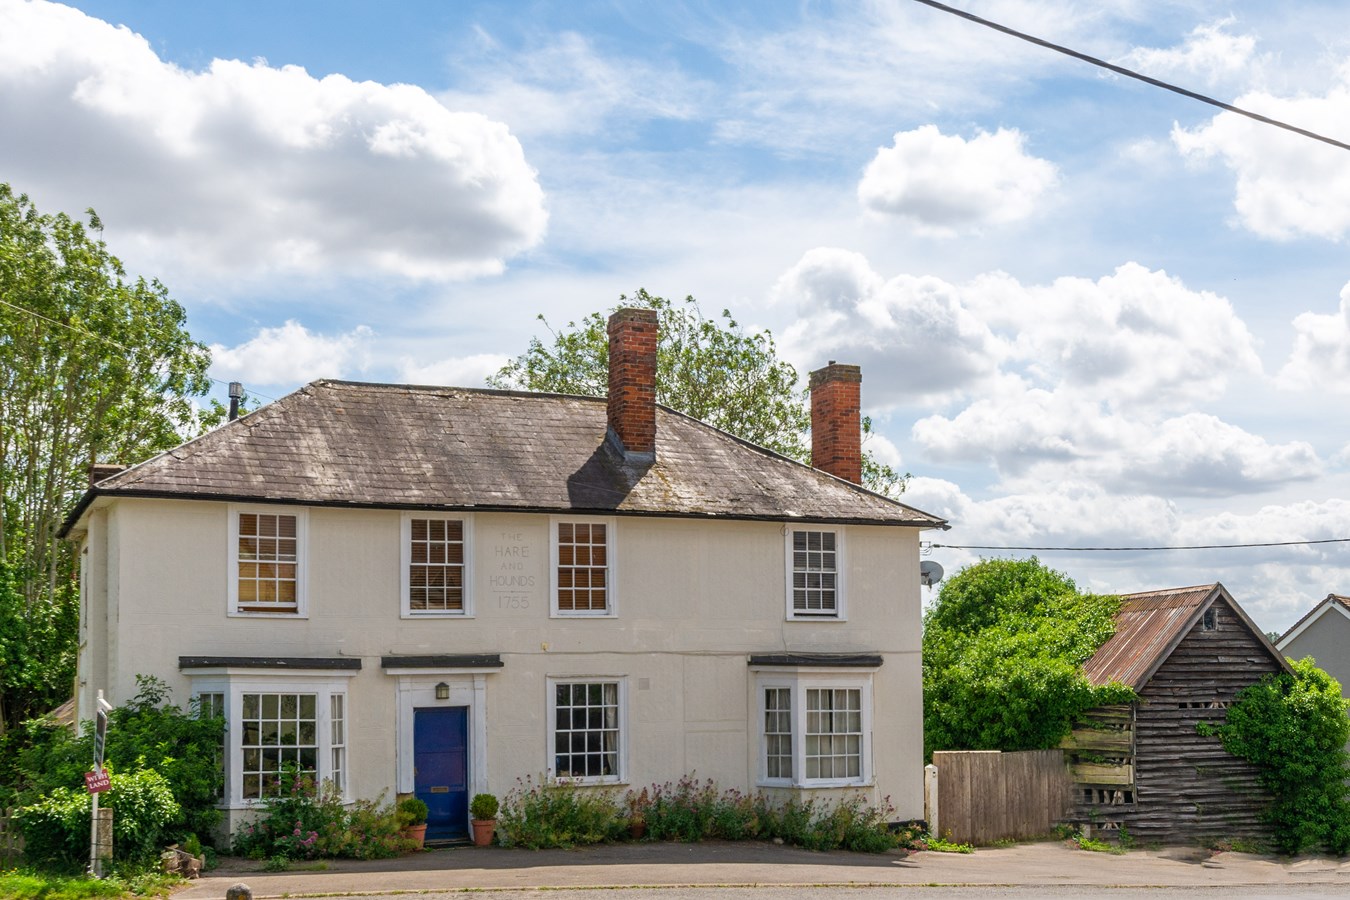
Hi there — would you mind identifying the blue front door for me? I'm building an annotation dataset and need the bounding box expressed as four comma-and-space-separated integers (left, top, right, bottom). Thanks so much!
414, 706, 469, 839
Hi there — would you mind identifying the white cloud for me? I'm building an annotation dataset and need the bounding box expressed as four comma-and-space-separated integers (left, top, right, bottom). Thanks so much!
911, 478, 1350, 631
915, 400, 1321, 496
438, 31, 705, 139
0, 1, 547, 283
1120, 20, 1258, 88
1278, 280, 1350, 392
773, 248, 1003, 405
1172, 70, 1350, 241
210, 321, 372, 385
398, 353, 509, 388
966, 263, 1263, 409
772, 250, 1307, 496
858, 126, 1058, 234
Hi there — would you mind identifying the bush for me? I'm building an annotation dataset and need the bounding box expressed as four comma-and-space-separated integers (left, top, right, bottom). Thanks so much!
923, 558, 1133, 757
496, 775, 897, 853
12, 787, 89, 872
14, 764, 180, 872
496, 776, 626, 848
1200, 657, 1350, 854
231, 765, 412, 860
469, 792, 499, 820
397, 796, 428, 826
2, 675, 223, 845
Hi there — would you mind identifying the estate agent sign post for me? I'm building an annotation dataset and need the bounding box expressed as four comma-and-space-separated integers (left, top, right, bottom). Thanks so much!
87, 691, 114, 877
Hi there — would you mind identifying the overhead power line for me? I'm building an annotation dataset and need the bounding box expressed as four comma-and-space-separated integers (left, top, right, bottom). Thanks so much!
910, 0, 1350, 153
0, 296, 277, 402
927, 537, 1350, 552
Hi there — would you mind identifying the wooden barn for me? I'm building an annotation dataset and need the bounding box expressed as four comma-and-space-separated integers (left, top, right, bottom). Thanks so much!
1062, 583, 1292, 843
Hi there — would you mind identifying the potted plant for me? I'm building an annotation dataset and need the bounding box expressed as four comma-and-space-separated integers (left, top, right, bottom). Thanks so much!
624, 787, 652, 840
397, 796, 429, 849
469, 793, 499, 847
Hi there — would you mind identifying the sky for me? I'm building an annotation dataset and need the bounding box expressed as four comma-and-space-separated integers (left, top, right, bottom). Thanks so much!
4, 0, 1350, 634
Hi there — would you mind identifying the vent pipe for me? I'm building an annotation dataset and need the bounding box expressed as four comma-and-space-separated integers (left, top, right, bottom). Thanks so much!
228, 382, 244, 422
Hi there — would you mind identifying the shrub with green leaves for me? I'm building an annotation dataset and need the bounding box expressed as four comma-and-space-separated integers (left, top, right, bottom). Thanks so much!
231, 765, 411, 860
923, 557, 1134, 757
496, 775, 897, 852
1199, 656, 1350, 854
496, 776, 626, 848
14, 764, 180, 872
2, 675, 223, 844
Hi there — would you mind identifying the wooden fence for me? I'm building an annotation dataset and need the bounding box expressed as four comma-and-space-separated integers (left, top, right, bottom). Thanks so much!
0, 807, 23, 862
928, 749, 1072, 845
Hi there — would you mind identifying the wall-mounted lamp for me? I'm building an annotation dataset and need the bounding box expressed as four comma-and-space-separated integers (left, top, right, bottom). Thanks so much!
435, 682, 450, 701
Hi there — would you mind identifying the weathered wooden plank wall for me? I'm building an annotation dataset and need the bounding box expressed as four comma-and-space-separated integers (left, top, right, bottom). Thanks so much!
1069, 600, 1283, 844
931, 749, 1072, 845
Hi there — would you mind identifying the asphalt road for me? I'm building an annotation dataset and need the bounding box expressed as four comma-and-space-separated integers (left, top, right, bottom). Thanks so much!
179, 840, 1350, 900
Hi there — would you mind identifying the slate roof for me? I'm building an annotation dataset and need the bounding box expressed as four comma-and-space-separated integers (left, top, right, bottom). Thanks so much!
63, 380, 945, 533
1082, 583, 1291, 690
1277, 593, 1350, 647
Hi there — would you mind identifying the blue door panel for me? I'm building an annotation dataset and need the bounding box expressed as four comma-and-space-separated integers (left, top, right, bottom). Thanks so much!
414, 706, 469, 839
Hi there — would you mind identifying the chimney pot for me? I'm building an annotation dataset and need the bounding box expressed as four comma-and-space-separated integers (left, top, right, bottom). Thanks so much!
809, 362, 863, 484
607, 307, 659, 459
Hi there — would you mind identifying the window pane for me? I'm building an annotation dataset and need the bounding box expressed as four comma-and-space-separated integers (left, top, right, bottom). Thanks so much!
556, 521, 610, 613
408, 518, 466, 613
803, 688, 862, 783
790, 530, 838, 615
552, 681, 620, 781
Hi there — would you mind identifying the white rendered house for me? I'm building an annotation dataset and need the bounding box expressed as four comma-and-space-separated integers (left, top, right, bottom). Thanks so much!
63, 308, 946, 840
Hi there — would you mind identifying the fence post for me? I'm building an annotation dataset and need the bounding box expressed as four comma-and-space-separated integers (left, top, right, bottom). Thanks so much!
923, 763, 939, 837
93, 807, 113, 873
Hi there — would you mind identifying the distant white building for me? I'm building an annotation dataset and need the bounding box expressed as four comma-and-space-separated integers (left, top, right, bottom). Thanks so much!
63, 308, 945, 841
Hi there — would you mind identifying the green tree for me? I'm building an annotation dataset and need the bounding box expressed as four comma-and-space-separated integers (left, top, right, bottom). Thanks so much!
922, 557, 1133, 757
1200, 657, 1350, 854
0, 184, 213, 731
490, 290, 906, 493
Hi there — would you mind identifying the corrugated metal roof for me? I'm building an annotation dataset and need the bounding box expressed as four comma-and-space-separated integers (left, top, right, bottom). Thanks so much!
1083, 583, 1292, 690
63, 380, 946, 533
1082, 584, 1220, 689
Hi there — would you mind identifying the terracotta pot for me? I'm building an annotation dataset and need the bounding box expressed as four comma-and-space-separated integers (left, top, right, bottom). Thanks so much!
629, 820, 647, 840
403, 823, 428, 849
471, 819, 496, 847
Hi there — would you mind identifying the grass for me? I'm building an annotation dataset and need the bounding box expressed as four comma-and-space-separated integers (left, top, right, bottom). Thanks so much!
0, 868, 182, 899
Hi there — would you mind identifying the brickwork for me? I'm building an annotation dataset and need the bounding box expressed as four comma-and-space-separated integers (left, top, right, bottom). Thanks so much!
607, 308, 659, 456
809, 363, 862, 484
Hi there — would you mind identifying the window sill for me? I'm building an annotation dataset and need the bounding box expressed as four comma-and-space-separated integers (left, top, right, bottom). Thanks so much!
228, 610, 308, 619
401, 611, 474, 620
785, 614, 846, 623
550, 611, 617, 619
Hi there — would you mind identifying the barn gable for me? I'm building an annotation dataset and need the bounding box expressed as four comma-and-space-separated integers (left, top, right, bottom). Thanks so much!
1066, 584, 1291, 843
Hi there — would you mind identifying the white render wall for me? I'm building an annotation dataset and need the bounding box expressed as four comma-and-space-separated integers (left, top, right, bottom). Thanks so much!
76, 497, 926, 827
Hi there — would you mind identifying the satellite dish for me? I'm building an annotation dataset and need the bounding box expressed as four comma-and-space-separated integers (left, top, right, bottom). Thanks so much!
920, 560, 944, 588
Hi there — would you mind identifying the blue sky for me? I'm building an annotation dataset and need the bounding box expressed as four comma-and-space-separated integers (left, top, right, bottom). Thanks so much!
5, 0, 1350, 631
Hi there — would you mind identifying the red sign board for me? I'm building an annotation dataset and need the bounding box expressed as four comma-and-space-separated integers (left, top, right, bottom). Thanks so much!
85, 769, 111, 794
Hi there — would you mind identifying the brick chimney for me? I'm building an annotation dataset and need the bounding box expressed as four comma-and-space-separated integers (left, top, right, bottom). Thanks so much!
88, 463, 126, 487
607, 307, 659, 458
809, 361, 862, 484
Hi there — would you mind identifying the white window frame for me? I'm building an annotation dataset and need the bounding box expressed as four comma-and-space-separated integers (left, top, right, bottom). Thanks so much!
228, 505, 309, 618
190, 671, 355, 808
546, 676, 627, 784
549, 516, 617, 618
752, 670, 873, 788
400, 512, 475, 618
784, 526, 846, 621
